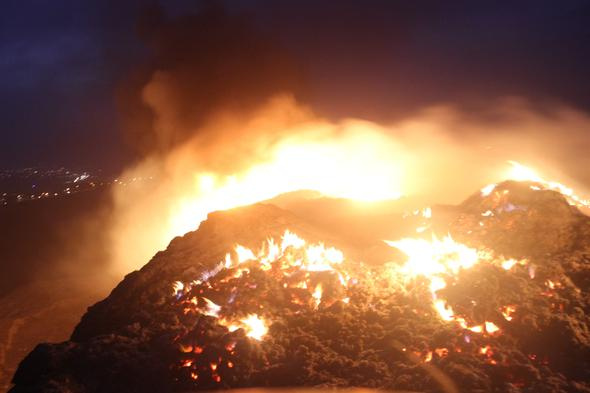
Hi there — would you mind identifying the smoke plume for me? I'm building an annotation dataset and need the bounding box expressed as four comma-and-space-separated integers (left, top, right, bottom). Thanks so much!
118, 2, 304, 156
108, 3, 590, 275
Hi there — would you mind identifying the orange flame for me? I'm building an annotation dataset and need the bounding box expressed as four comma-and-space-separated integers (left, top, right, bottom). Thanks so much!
386, 234, 524, 335
503, 161, 590, 209
173, 230, 354, 345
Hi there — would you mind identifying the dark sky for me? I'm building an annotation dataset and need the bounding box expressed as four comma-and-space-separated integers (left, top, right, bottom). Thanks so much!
1, 0, 589, 173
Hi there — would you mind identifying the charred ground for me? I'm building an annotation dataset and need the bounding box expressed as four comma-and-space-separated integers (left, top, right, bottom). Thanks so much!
10, 181, 590, 393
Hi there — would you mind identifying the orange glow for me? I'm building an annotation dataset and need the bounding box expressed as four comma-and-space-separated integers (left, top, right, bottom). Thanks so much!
166, 130, 404, 239
173, 230, 354, 347
504, 161, 590, 209
235, 245, 256, 264
480, 183, 496, 197
312, 284, 323, 309
501, 305, 516, 321
387, 234, 524, 335
479, 345, 492, 355
485, 321, 500, 334
220, 314, 269, 341
239, 314, 268, 341
201, 298, 222, 317
386, 234, 481, 278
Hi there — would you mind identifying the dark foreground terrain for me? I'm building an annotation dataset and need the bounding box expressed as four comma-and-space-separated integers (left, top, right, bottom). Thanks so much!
0, 188, 117, 391
9, 181, 590, 392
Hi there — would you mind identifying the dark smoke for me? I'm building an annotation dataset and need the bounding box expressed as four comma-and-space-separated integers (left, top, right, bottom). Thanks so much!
118, 2, 305, 156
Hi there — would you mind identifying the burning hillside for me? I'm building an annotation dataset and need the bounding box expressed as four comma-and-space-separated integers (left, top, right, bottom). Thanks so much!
9, 174, 590, 393
5, 2, 590, 393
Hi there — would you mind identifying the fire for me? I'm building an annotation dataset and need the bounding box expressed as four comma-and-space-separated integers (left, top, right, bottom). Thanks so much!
281, 230, 306, 251
478, 161, 590, 211
171, 230, 361, 385
238, 314, 268, 341
235, 245, 256, 264
485, 321, 500, 334
172, 281, 184, 297
167, 129, 404, 239
386, 234, 524, 335
386, 235, 481, 278
167, 159, 590, 386
506, 161, 544, 183
503, 161, 590, 209
312, 284, 323, 309
481, 183, 496, 197
172, 230, 350, 342
501, 258, 522, 270
201, 298, 222, 317
179, 228, 527, 347
479, 345, 492, 355
501, 305, 516, 321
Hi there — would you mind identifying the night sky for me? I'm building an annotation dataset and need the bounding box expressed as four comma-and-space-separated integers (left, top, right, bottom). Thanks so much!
1, 0, 589, 173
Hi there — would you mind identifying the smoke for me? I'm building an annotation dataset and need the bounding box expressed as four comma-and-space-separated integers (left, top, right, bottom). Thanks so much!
107, 4, 590, 276
117, 1, 304, 156
108, 94, 590, 275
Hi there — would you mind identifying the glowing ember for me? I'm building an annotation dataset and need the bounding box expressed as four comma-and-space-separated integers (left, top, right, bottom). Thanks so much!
501, 258, 521, 270
312, 284, 323, 309
501, 305, 516, 321
481, 183, 496, 197
201, 298, 222, 317
235, 245, 256, 264
168, 186, 577, 389
485, 321, 500, 334
386, 233, 524, 335
238, 314, 268, 341
171, 230, 362, 385
479, 345, 492, 355
172, 281, 184, 297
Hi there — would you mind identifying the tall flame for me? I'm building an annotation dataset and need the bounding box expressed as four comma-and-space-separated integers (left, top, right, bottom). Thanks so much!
168, 130, 404, 238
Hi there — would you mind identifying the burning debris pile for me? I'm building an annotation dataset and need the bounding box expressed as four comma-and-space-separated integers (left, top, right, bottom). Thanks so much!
10, 180, 590, 393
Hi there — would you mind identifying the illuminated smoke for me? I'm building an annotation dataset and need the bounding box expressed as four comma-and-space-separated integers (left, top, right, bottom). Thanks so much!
107, 95, 590, 275
106, 5, 590, 276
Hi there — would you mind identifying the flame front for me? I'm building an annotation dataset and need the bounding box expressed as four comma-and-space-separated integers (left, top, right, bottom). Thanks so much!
386, 233, 524, 335
168, 129, 404, 238
171, 230, 358, 386
172, 225, 532, 387
167, 162, 590, 387
170, 212, 579, 388
502, 161, 590, 209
